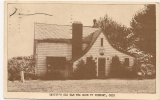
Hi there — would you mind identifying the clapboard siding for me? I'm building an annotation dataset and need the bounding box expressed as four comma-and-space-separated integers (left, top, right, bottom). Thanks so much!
36, 42, 72, 76
35, 31, 134, 77
73, 32, 134, 76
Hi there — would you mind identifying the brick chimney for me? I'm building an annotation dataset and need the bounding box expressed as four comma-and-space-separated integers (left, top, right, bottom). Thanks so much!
72, 22, 83, 59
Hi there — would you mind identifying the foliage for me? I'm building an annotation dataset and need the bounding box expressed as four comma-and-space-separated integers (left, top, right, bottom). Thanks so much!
144, 64, 156, 77
8, 56, 35, 81
73, 57, 97, 79
93, 5, 156, 79
73, 60, 86, 79
130, 5, 156, 66
124, 62, 137, 79
45, 70, 64, 80
95, 4, 156, 66
136, 53, 153, 64
96, 14, 131, 52
135, 62, 155, 78
109, 55, 137, 78
85, 57, 97, 79
8, 66, 20, 81
109, 55, 125, 78
110, 55, 121, 68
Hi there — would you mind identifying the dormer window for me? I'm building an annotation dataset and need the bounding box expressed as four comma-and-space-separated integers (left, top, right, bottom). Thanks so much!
101, 38, 103, 47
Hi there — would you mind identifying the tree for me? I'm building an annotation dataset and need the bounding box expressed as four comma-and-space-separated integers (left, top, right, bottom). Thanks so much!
130, 5, 156, 66
97, 14, 131, 52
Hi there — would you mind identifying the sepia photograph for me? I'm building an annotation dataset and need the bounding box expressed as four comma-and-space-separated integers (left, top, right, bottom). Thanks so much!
4, 1, 159, 99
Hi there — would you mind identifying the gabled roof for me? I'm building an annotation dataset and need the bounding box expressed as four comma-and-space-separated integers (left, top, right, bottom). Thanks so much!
70, 30, 136, 63
35, 23, 135, 63
70, 29, 102, 63
35, 23, 100, 40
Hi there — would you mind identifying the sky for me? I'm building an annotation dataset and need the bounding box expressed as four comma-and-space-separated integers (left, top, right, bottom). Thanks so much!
7, 3, 145, 59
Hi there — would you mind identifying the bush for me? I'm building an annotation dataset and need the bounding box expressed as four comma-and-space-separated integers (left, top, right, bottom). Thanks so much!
124, 65, 137, 79
85, 57, 97, 79
45, 70, 64, 80
8, 56, 35, 81
109, 55, 141, 79
73, 57, 97, 79
8, 67, 20, 81
73, 60, 86, 79
24, 73, 37, 80
145, 64, 156, 77
109, 55, 126, 78
136, 63, 156, 79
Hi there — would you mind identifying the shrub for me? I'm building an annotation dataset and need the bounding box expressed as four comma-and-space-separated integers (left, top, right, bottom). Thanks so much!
8, 67, 20, 81
132, 54, 156, 79
8, 56, 35, 81
85, 57, 97, 79
145, 64, 155, 76
109, 55, 126, 78
136, 63, 156, 79
45, 70, 64, 80
73, 60, 86, 79
73, 57, 97, 79
124, 65, 137, 79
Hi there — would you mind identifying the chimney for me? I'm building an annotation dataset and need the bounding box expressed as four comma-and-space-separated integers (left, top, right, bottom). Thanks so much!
72, 22, 83, 59
93, 19, 97, 28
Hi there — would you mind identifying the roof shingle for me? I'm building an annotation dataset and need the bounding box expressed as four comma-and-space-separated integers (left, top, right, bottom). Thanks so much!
35, 23, 100, 40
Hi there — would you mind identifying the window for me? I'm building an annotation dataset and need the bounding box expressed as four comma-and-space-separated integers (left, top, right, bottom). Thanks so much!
101, 38, 103, 47
47, 57, 66, 70
124, 58, 129, 66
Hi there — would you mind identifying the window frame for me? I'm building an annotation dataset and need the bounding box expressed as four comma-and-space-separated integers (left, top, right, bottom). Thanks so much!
101, 38, 103, 47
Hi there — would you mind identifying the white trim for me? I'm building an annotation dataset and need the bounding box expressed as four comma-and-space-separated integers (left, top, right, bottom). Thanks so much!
97, 57, 106, 77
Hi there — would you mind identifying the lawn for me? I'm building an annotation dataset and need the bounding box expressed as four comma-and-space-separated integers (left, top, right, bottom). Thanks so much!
7, 79, 156, 93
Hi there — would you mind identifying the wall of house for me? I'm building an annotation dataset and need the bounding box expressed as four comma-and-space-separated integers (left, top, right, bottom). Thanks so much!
73, 32, 134, 77
36, 42, 72, 76
35, 41, 89, 76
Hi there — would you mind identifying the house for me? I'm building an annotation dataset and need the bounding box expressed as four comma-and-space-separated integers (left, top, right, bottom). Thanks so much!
33, 22, 135, 78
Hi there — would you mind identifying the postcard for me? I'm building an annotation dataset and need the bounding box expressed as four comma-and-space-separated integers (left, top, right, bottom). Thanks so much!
4, 1, 160, 99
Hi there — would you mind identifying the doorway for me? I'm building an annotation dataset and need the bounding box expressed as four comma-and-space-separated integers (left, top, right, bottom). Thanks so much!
98, 58, 106, 78
46, 57, 66, 79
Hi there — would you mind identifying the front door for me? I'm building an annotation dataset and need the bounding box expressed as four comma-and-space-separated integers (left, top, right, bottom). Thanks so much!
98, 58, 106, 78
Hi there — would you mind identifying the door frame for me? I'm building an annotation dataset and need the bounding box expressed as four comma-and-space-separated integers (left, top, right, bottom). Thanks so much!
97, 57, 106, 78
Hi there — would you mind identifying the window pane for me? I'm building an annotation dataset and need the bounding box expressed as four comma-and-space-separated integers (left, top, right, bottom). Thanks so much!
101, 38, 103, 46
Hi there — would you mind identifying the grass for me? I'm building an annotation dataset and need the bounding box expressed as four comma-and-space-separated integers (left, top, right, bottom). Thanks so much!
7, 79, 156, 93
